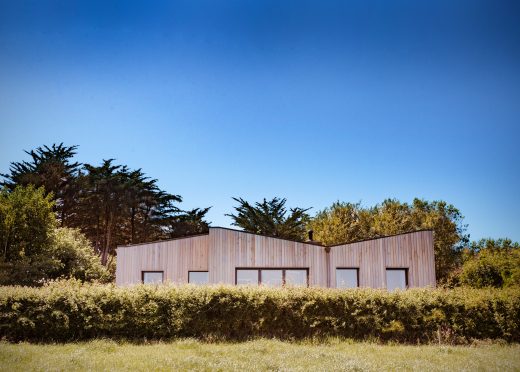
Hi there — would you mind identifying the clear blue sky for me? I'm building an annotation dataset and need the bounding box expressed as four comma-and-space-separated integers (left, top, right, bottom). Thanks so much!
1, 0, 519, 242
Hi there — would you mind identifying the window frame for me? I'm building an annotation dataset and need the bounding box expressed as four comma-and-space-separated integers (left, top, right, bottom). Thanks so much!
235, 268, 309, 287
335, 267, 360, 288
141, 270, 164, 284
385, 268, 409, 290
188, 270, 209, 284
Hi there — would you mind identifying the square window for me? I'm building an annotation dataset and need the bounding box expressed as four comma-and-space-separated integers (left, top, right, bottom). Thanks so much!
386, 269, 408, 290
189, 271, 209, 284
336, 269, 359, 288
260, 270, 283, 287
237, 269, 259, 285
142, 271, 163, 284
285, 269, 308, 286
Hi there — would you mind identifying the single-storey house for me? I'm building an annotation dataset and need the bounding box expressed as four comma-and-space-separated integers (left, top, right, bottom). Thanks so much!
115, 227, 436, 289
116, 227, 435, 290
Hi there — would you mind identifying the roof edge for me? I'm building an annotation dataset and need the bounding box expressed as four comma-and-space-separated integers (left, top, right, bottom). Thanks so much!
117, 227, 433, 249
117, 231, 210, 249
326, 229, 434, 247
209, 226, 324, 246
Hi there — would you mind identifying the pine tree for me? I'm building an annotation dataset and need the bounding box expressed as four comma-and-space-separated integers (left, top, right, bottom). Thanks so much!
227, 197, 310, 241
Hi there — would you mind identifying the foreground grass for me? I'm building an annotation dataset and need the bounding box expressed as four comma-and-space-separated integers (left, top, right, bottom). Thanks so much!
1, 339, 519, 371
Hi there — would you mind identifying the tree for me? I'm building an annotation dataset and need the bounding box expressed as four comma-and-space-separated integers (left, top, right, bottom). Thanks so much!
307, 202, 373, 245
0, 185, 56, 262
226, 197, 310, 241
165, 207, 211, 238
49, 227, 111, 283
70, 159, 209, 264
1, 143, 81, 226
0, 185, 110, 285
458, 238, 520, 288
308, 198, 469, 282
0, 185, 57, 285
2, 143, 212, 270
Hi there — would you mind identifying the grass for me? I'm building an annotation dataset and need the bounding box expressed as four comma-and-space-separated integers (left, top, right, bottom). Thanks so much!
1, 339, 519, 371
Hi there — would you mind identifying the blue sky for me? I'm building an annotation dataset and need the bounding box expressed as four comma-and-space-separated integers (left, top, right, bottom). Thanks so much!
1, 0, 519, 241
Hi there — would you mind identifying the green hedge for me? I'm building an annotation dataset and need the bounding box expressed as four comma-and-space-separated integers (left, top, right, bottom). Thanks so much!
1, 281, 519, 343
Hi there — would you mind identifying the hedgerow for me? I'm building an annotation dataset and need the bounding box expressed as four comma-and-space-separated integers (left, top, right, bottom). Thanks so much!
0, 280, 519, 343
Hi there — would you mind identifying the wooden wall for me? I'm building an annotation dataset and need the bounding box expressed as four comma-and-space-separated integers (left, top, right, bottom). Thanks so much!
115, 234, 209, 285
208, 228, 328, 286
115, 228, 435, 288
329, 230, 435, 288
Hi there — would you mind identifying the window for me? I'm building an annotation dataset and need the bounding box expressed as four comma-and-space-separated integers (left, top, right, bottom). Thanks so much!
336, 268, 359, 288
236, 268, 308, 287
237, 269, 259, 285
142, 271, 163, 284
261, 270, 283, 287
189, 271, 209, 284
285, 269, 308, 287
386, 269, 408, 290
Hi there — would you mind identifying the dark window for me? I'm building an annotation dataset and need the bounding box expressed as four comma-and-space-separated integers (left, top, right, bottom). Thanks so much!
336, 268, 359, 288
188, 271, 209, 284
236, 268, 309, 287
386, 269, 408, 290
142, 271, 164, 284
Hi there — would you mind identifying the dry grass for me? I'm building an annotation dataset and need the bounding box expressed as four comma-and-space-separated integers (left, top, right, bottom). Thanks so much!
1, 339, 519, 371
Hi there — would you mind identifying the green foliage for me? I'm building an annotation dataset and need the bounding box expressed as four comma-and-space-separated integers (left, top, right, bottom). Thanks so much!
227, 197, 310, 241
308, 199, 469, 281
0, 185, 57, 285
0, 186, 111, 285
307, 202, 372, 244
49, 227, 112, 283
0, 282, 518, 343
1, 143, 81, 225
1, 144, 211, 268
458, 239, 520, 288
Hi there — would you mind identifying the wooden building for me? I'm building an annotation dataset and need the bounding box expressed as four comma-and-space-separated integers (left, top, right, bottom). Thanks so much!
115, 227, 436, 289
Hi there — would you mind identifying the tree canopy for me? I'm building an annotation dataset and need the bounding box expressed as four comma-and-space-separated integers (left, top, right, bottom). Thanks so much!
0, 185, 110, 285
308, 199, 469, 281
457, 238, 520, 288
226, 197, 310, 241
1, 144, 211, 267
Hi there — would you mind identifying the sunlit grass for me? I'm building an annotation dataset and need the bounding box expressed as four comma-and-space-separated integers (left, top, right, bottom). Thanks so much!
1, 339, 519, 371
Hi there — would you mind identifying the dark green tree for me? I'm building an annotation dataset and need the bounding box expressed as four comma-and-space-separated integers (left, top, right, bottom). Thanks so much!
165, 207, 211, 238
70, 159, 129, 265
1, 143, 81, 225
227, 197, 310, 241
2, 143, 212, 270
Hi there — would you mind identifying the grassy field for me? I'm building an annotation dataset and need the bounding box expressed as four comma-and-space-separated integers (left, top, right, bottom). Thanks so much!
1, 339, 519, 371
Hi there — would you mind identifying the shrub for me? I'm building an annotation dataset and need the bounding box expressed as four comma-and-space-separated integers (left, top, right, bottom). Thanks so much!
49, 228, 112, 283
459, 239, 520, 288
0, 281, 519, 343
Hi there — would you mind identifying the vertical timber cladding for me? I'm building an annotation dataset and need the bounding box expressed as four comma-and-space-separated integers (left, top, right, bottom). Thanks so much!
328, 230, 436, 288
208, 228, 328, 286
115, 234, 210, 285
115, 228, 435, 287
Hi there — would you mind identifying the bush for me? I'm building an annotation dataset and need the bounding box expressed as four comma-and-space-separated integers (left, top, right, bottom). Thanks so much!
459, 239, 520, 288
49, 228, 112, 283
0, 281, 519, 343
0, 186, 111, 285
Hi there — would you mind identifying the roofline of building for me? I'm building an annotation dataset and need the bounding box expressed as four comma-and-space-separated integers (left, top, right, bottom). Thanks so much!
117, 232, 210, 248
210, 226, 324, 246
325, 229, 434, 247
117, 226, 433, 249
